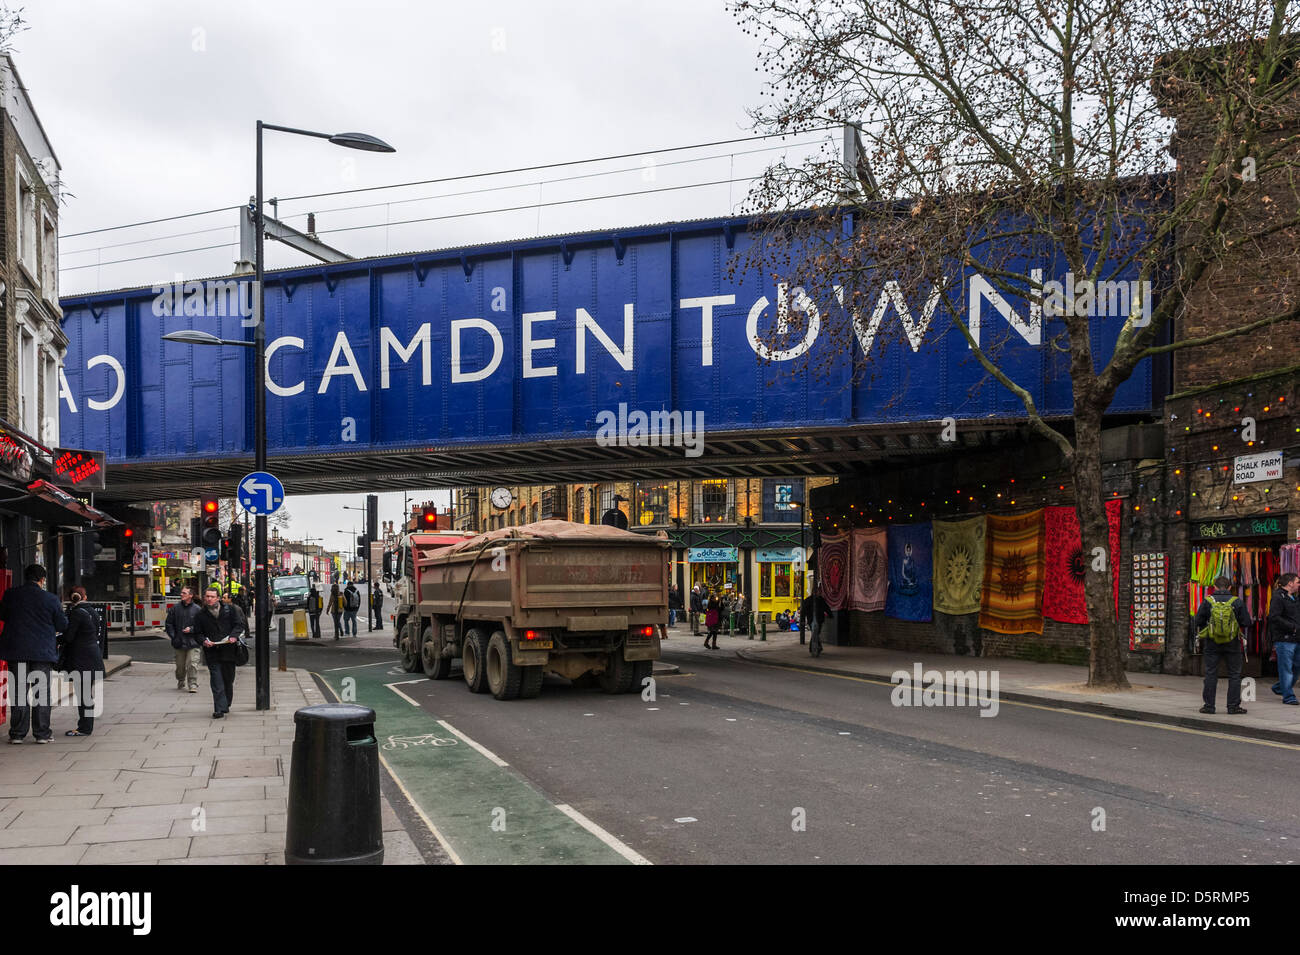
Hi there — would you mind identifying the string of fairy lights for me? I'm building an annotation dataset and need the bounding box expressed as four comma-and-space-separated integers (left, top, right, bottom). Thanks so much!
811, 387, 1299, 532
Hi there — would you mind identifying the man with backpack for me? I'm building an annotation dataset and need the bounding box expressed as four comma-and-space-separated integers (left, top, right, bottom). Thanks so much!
343, 581, 361, 637
1194, 574, 1253, 715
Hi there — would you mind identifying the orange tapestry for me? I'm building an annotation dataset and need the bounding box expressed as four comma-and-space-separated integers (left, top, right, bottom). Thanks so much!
979, 510, 1046, 635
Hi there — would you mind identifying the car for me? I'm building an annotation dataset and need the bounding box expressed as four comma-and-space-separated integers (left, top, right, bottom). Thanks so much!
271, 574, 310, 614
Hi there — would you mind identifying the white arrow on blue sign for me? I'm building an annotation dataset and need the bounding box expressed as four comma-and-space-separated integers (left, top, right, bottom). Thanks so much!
237, 470, 285, 516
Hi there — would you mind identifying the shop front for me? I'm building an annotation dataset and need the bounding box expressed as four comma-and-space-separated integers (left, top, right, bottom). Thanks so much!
755, 546, 805, 617
687, 546, 739, 595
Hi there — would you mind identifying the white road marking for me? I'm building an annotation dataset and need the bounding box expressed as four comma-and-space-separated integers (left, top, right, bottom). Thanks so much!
555, 803, 652, 865
725, 718, 737, 722
437, 719, 509, 767
384, 683, 421, 706
324, 660, 394, 672
674, 816, 698, 823
378, 751, 464, 865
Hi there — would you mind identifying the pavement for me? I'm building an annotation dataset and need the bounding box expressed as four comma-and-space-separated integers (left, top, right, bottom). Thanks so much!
664, 623, 1300, 745
0, 656, 423, 865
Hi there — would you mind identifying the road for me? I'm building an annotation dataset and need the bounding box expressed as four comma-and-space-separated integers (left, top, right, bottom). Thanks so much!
117, 623, 1300, 864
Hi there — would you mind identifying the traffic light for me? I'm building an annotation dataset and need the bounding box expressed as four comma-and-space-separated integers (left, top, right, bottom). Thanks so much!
367, 494, 379, 541
118, 527, 134, 570
200, 494, 221, 550
420, 503, 437, 527
226, 525, 242, 566
357, 534, 368, 559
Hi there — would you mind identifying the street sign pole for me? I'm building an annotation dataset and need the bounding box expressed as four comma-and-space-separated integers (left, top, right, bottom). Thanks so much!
254, 120, 270, 711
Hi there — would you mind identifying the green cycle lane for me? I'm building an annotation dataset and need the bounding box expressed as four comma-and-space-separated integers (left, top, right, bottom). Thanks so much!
316, 663, 643, 865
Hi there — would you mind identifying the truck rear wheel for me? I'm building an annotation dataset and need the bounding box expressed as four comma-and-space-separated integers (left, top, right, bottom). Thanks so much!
399, 622, 423, 673
486, 631, 522, 700
631, 660, 652, 692
598, 651, 635, 694
421, 625, 451, 680
462, 628, 490, 693
519, 665, 544, 699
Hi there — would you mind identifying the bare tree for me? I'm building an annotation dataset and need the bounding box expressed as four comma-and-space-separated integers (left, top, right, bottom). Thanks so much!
732, 0, 1300, 686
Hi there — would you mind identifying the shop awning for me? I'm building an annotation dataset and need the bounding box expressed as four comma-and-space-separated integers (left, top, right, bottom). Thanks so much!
0, 479, 120, 529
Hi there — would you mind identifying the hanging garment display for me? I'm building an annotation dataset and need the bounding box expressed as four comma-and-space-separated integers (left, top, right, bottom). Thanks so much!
849, 528, 888, 612
886, 523, 933, 622
1187, 544, 1280, 655
980, 510, 1047, 635
933, 516, 986, 615
1042, 502, 1123, 625
1281, 543, 1300, 576
820, 532, 850, 611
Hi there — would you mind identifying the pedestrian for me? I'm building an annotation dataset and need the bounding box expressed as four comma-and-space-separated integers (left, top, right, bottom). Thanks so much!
690, 584, 704, 635
667, 584, 682, 628
195, 585, 245, 719
704, 594, 721, 649
1195, 574, 1252, 715
164, 585, 203, 692
329, 582, 343, 639
58, 587, 104, 737
733, 591, 748, 635
1267, 572, 1300, 704
343, 580, 361, 636
307, 585, 323, 639
600, 494, 629, 530
371, 584, 384, 630
0, 564, 68, 744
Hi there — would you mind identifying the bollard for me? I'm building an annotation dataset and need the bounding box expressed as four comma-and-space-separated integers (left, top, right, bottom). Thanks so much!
748, 612, 754, 640
286, 704, 383, 865
278, 617, 287, 672
761, 617, 767, 642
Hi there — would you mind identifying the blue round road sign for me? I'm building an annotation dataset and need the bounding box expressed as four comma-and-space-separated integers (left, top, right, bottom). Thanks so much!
238, 471, 285, 516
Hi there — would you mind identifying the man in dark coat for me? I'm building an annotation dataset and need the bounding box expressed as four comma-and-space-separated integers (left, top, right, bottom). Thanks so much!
1268, 572, 1300, 704
58, 587, 104, 736
0, 564, 68, 743
195, 585, 246, 719
165, 585, 203, 692
600, 494, 629, 530
1194, 575, 1253, 715
371, 585, 384, 631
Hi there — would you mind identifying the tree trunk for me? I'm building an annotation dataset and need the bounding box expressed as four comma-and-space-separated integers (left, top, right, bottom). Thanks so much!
1072, 410, 1130, 688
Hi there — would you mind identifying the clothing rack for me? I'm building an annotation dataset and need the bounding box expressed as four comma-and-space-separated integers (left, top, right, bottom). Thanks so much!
1188, 544, 1279, 655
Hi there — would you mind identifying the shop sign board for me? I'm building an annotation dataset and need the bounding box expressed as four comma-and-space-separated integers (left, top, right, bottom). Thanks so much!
688, 546, 738, 563
1191, 515, 1287, 540
1233, 450, 1283, 485
132, 542, 151, 575
756, 547, 799, 562
51, 447, 105, 491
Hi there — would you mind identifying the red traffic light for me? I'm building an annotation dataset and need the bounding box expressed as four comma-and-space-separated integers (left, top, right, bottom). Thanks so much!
122, 527, 134, 538
421, 504, 437, 525
202, 500, 218, 514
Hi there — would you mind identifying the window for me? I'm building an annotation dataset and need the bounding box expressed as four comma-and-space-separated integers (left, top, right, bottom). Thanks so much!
540, 487, 567, 520
634, 482, 670, 526
530, 503, 539, 523
693, 479, 734, 523
574, 488, 585, 523
16, 323, 35, 433
41, 351, 59, 445
762, 478, 806, 524
41, 207, 57, 300
598, 484, 617, 515
16, 163, 35, 276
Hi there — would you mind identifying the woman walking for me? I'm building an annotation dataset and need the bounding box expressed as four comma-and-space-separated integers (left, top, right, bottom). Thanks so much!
704, 593, 721, 649
59, 587, 104, 737
328, 583, 343, 639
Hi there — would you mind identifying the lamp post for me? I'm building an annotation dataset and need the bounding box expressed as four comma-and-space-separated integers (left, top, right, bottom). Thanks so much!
790, 498, 806, 645
164, 122, 394, 711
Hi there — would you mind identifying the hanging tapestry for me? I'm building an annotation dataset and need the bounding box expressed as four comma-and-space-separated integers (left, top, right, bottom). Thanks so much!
849, 528, 888, 612
932, 516, 986, 615
885, 523, 933, 622
1042, 503, 1123, 624
819, 532, 850, 611
980, 510, 1046, 635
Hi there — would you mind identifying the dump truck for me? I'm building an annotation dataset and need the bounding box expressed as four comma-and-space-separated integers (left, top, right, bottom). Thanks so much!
395, 520, 668, 700
389, 528, 476, 637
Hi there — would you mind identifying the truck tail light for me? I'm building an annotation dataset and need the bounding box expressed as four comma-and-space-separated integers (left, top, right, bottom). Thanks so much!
639, 626, 654, 637
523, 629, 547, 641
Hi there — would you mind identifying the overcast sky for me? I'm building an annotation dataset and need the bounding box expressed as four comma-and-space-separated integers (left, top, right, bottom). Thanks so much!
18, 0, 821, 551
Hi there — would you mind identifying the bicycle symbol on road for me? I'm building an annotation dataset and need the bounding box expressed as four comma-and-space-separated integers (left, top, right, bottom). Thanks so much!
382, 734, 460, 750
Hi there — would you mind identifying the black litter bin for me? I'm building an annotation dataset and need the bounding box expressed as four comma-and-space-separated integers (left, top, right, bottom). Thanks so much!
285, 703, 384, 865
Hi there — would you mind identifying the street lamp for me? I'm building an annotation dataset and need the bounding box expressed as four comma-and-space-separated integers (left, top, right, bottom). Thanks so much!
336, 529, 357, 579
343, 501, 374, 630
164, 122, 394, 712
790, 498, 806, 645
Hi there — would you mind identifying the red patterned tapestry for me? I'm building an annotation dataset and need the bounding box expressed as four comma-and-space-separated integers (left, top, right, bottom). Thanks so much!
979, 510, 1046, 635
849, 528, 888, 612
819, 532, 850, 610
1106, 498, 1122, 616
1043, 506, 1089, 624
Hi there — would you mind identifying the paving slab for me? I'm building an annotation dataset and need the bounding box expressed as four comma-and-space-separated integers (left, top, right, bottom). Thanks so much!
69, 820, 175, 844
80, 837, 192, 864
162, 852, 271, 865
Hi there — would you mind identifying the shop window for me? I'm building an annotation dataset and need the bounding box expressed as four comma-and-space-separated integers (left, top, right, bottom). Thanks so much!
634, 482, 670, 526
541, 487, 566, 520
599, 484, 618, 515
760, 563, 772, 597
762, 478, 805, 523
693, 479, 734, 523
